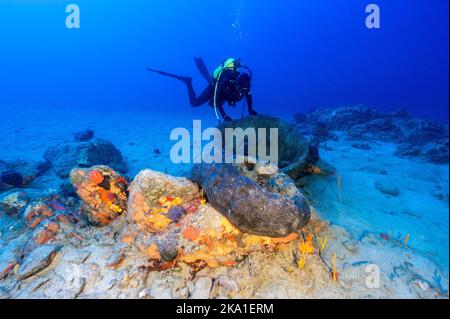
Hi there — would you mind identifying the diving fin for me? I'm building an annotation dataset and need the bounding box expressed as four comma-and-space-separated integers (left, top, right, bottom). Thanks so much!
145, 67, 190, 82
193, 57, 212, 84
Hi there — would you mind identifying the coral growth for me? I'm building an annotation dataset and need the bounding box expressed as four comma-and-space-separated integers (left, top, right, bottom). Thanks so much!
70, 166, 128, 226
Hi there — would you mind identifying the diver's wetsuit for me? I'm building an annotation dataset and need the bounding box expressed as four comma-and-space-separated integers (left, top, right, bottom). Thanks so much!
183, 69, 256, 121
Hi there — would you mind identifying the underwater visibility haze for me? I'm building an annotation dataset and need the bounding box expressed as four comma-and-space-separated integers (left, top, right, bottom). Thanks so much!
0, 0, 448, 300
0, 0, 448, 119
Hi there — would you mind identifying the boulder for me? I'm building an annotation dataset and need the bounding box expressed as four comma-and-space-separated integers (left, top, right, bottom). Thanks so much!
174, 204, 300, 267
17, 245, 60, 280
0, 190, 29, 215
0, 170, 23, 187
294, 106, 386, 132
70, 166, 129, 226
127, 169, 200, 234
392, 108, 411, 118
126, 168, 300, 268
44, 138, 127, 178
217, 115, 322, 180
0, 159, 50, 190
0, 233, 30, 279
374, 180, 400, 197
423, 141, 449, 164
347, 119, 399, 141
129, 199, 300, 268
394, 143, 422, 158
0, 250, 19, 280
351, 143, 371, 150
191, 161, 311, 237
73, 129, 94, 142
403, 118, 449, 145
395, 141, 449, 164
292, 106, 449, 164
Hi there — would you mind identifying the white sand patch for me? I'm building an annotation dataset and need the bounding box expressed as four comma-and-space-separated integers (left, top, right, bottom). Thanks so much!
303, 135, 449, 287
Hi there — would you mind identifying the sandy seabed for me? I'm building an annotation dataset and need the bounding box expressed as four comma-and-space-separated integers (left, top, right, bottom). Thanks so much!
0, 105, 448, 299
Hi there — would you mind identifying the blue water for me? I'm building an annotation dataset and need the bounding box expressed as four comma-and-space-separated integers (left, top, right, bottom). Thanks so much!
0, 0, 448, 121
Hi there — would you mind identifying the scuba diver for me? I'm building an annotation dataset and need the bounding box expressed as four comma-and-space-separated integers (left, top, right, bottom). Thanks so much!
146, 57, 258, 122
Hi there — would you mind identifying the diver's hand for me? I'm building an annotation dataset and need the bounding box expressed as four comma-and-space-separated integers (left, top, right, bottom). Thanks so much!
223, 115, 233, 122
249, 110, 258, 116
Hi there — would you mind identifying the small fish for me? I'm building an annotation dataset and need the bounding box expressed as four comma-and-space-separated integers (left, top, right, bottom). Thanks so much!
404, 233, 410, 245
380, 233, 390, 241
48, 200, 67, 211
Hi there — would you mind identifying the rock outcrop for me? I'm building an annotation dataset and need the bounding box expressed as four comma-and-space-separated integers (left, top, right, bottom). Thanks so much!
126, 167, 303, 267
16, 244, 60, 280
126, 169, 201, 261
374, 180, 400, 197
70, 166, 129, 226
73, 129, 94, 142
127, 169, 200, 234
0, 190, 30, 215
0, 159, 50, 190
217, 115, 326, 180
293, 106, 449, 164
44, 138, 127, 178
191, 160, 311, 237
